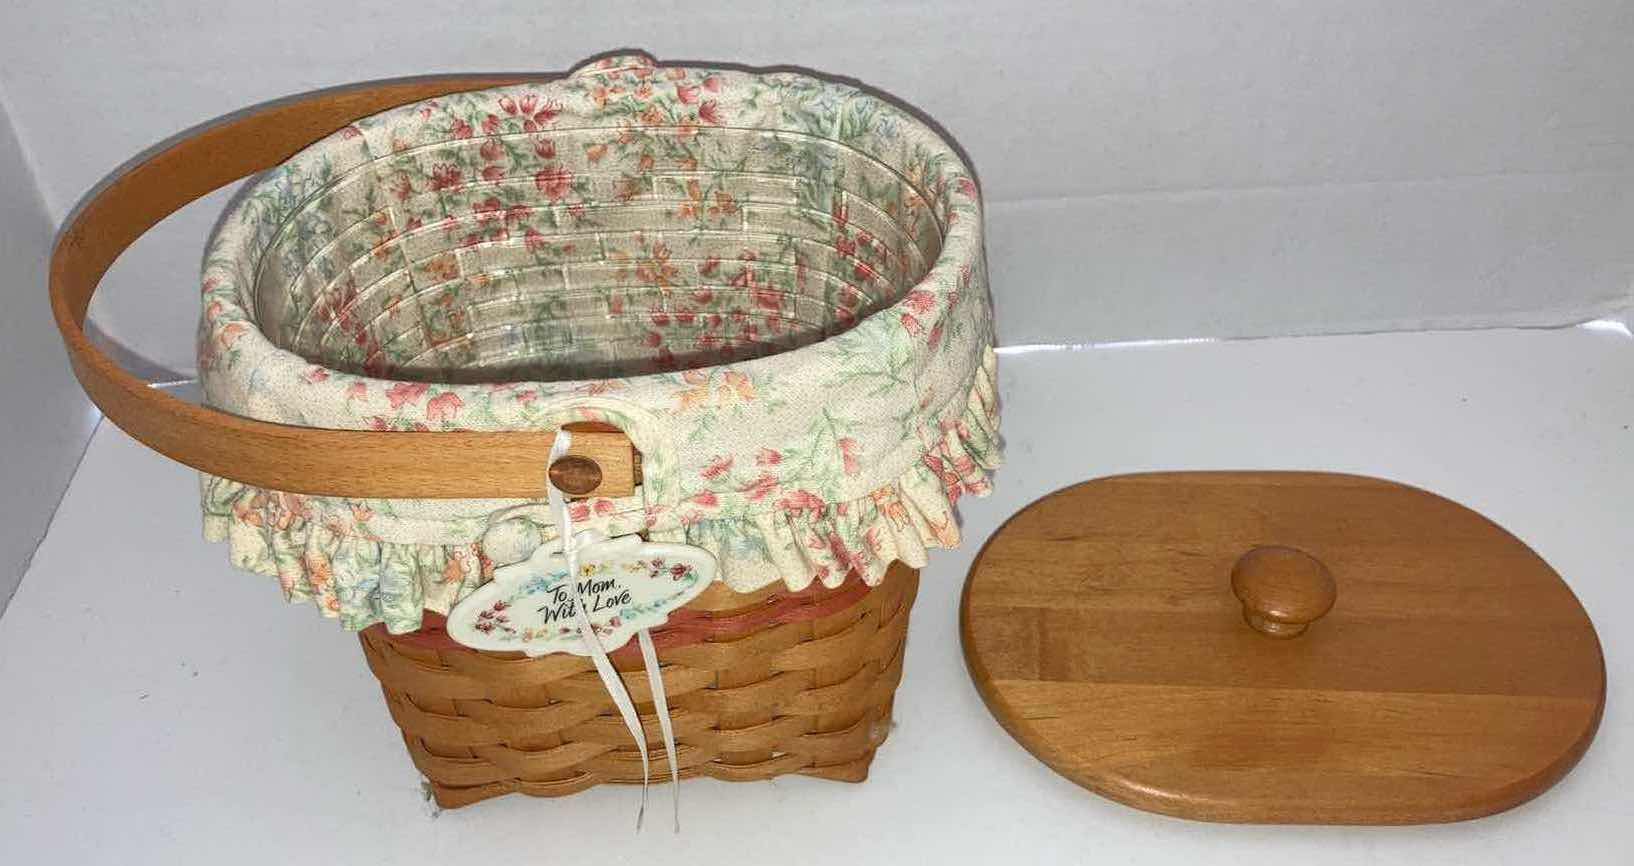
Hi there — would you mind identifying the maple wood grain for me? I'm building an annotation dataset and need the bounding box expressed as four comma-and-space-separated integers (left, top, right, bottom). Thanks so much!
961, 471, 1604, 824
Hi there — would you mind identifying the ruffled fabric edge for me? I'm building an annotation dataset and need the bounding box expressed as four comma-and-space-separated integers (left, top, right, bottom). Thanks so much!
664, 356, 1001, 594
202, 486, 493, 634
203, 354, 1001, 635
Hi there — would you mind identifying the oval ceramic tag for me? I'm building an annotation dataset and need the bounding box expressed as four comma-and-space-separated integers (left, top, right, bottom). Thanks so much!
448, 531, 715, 656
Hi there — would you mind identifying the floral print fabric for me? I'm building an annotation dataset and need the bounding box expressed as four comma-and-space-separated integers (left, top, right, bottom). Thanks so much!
198, 53, 1000, 633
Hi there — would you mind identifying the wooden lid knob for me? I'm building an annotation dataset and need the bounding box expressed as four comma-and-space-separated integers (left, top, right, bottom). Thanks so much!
1230, 546, 1336, 638
547, 455, 603, 497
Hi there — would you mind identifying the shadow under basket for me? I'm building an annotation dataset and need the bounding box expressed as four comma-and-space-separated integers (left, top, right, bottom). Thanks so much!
361, 563, 919, 808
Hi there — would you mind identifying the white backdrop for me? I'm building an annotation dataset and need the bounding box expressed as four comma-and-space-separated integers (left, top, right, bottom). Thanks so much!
0, 85, 97, 608
3, 0, 1632, 375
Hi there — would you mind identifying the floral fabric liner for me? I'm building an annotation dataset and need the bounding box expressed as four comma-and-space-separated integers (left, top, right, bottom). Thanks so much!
198, 53, 1000, 634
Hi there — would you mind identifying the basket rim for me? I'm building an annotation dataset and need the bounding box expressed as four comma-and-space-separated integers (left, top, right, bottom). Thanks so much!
205, 56, 984, 410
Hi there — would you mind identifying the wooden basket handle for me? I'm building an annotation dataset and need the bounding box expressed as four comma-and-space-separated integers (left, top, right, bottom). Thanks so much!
49, 75, 639, 500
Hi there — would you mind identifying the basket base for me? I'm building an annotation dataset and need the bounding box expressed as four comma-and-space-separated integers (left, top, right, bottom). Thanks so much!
363, 564, 918, 809
414, 708, 886, 809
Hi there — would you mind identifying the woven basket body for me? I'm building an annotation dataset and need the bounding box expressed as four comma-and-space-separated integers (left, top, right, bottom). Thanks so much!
364, 563, 917, 807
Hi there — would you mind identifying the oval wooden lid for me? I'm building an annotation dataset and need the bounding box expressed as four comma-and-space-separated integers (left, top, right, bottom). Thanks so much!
961, 472, 1605, 825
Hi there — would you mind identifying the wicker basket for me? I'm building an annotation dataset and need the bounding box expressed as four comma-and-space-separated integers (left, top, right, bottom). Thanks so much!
49, 51, 997, 809
365, 563, 916, 807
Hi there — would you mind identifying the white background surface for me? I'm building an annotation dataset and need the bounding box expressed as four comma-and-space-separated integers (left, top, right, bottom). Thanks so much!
1, 0, 1630, 374
0, 92, 95, 609
3, 327, 1629, 863
2, 3, 1631, 858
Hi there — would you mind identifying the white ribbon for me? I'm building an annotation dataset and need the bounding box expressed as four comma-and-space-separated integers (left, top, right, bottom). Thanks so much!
545, 431, 679, 831
639, 628, 680, 832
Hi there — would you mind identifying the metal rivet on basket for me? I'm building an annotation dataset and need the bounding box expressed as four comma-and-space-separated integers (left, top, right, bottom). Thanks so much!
548, 455, 603, 497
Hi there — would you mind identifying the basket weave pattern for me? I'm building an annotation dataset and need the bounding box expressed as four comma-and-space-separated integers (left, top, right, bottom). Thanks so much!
361, 563, 918, 807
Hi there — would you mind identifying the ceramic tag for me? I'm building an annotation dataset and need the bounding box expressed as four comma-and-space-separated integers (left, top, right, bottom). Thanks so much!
448, 530, 715, 656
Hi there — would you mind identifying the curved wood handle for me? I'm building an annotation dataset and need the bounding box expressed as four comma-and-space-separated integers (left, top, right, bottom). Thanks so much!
49, 75, 638, 500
